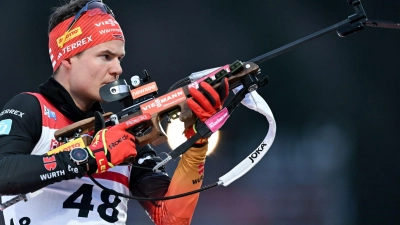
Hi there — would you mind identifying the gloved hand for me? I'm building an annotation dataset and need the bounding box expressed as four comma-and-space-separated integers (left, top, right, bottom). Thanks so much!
85, 112, 151, 174
187, 78, 229, 122
185, 78, 229, 143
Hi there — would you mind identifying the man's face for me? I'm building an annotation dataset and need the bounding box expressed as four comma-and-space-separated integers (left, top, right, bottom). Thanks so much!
68, 40, 125, 105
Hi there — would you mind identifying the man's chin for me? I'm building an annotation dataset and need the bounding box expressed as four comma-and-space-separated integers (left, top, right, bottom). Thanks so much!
95, 96, 105, 103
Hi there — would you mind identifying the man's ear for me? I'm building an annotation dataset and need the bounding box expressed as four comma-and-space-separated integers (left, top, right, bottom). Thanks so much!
60, 58, 72, 69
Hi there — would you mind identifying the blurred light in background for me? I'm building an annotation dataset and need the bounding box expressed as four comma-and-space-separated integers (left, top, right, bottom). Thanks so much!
166, 117, 219, 155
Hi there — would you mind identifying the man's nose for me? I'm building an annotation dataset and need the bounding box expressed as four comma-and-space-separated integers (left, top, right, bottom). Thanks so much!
109, 59, 123, 80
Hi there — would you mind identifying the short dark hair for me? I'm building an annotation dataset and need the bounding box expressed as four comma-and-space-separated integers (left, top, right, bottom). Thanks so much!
48, 0, 91, 34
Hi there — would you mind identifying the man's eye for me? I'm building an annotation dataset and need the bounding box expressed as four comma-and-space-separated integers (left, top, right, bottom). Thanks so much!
101, 55, 110, 60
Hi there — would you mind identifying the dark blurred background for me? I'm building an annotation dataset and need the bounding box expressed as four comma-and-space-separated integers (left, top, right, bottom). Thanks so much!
1, 0, 400, 224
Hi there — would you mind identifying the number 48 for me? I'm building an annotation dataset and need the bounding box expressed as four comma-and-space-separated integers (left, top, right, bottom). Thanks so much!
63, 184, 121, 223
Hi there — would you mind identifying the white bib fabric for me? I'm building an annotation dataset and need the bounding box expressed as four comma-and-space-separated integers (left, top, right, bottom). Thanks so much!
3, 168, 131, 225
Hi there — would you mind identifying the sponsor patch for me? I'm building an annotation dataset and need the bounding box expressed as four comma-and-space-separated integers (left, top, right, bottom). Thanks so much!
47, 137, 85, 155
130, 81, 158, 100
108, 135, 128, 150
44, 105, 57, 120
248, 143, 267, 163
205, 107, 229, 133
192, 175, 204, 185
40, 170, 65, 181
43, 155, 57, 171
0, 109, 25, 118
0, 119, 12, 135
140, 88, 186, 115
112, 34, 124, 40
57, 27, 83, 48
68, 165, 79, 174
95, 19, 119, 27
198, 162, 204, 175
61, 35, 93, 54
50, 139, 61, 150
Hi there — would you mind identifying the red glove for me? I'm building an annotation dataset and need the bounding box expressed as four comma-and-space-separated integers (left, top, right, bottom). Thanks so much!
187, 78, 229, 122
86, 113, 151, 174
185, 78, 229, 142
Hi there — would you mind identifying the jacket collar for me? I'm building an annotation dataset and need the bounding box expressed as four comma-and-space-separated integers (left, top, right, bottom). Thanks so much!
38, 77, 103, 122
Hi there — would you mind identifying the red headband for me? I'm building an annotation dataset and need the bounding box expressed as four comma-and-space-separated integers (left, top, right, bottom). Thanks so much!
48, 8, 125, 72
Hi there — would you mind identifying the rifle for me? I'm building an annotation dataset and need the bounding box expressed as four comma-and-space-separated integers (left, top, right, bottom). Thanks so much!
50, 0, 400, 161
51, 60, 261, 151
